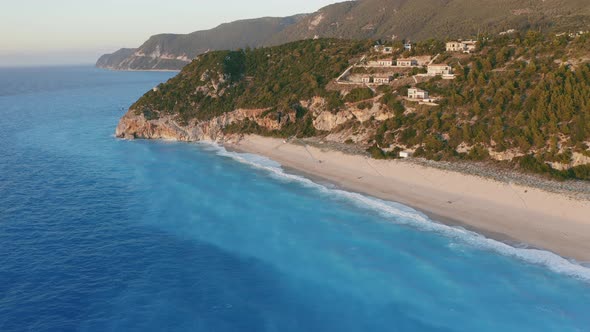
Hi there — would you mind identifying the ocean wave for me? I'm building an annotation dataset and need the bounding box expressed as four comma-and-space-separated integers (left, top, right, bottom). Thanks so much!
202, 142, 590, 283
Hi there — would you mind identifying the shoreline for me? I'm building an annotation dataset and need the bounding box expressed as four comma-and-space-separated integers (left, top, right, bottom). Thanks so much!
226, 135, 590, 262
278, 162, 526, 248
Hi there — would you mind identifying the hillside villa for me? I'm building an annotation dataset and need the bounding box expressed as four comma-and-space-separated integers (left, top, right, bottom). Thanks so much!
374, 76, 392, 84
360, 76, 392, 85
427, 64, 453, 76
368, 59, 393, 67
396, 59, 419, 67
446, 40, 477, 53
408, 88, 429, 100
361, 76, 372, 84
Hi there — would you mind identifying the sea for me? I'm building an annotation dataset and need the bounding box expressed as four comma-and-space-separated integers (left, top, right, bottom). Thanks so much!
0, 66, 589, 332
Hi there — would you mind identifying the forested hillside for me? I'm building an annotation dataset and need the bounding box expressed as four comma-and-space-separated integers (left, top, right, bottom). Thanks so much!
125, 32, 590, 180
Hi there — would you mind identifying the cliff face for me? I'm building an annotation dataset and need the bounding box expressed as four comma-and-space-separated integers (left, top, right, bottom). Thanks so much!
98, 52, 190, 71
116, 95, 393, 148
116, 108, 297, 142
96, 49, 137, 70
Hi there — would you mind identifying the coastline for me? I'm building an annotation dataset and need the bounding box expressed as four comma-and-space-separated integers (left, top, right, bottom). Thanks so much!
226, 135, 590, 262
96, 67, 182, 73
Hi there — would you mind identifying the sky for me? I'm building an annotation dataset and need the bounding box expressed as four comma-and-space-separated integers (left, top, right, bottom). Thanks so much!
0, 0, 339, 66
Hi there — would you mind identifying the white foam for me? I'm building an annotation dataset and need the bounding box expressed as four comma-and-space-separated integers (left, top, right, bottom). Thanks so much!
202, 142, 590, 283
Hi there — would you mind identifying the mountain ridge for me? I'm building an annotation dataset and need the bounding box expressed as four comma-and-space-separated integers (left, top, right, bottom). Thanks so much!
98, 0, 590, 71
97, 15, 307, 71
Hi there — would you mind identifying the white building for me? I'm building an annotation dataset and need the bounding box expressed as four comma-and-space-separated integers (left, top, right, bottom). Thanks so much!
368, 59, 393, 67
427, 64, 452, 76
374, 76, 392, 84
399, 151, 411, 158
446, 40, 477, 53
361, 77, 372, 84
396, 59, 418, 67
404, 42, 412, 51
408, 88, 429, 100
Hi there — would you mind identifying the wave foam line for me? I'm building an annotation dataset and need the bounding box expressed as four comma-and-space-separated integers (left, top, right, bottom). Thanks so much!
201, 142, 590, 283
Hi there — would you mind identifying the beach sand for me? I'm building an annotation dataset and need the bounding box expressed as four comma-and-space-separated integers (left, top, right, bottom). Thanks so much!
227, 135, 590, 262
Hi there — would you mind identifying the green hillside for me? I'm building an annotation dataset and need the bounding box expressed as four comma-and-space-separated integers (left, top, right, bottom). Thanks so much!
130, 32, 590, 180
132, 38, 369, 122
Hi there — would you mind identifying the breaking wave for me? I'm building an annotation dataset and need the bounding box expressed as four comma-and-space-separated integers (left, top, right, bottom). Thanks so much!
201, 142, 590, 283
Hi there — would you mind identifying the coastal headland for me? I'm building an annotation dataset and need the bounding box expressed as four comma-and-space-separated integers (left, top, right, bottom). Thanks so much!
115, 35, 590, 262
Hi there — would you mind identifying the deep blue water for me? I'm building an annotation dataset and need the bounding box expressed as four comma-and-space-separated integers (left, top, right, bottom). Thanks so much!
0, 66, 589, 332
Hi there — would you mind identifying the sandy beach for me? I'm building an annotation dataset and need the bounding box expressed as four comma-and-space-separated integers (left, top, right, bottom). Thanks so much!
227, 135, 590, 262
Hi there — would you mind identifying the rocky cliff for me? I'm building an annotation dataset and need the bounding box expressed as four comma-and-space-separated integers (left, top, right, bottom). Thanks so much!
115, 97, 388, 145
117, 107, 296, 142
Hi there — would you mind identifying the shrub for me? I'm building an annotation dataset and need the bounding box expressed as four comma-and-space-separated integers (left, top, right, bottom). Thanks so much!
572, 164, 590, 180
345, 88, 375, 103
367, 144, 386, 159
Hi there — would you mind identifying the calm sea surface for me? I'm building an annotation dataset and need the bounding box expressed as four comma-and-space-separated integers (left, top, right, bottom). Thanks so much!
0, 66, 589, 332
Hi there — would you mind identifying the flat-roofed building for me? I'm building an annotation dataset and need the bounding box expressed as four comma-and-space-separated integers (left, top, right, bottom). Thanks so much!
374, 76, 392, 84
427, 64, 452, 76
396, 59, 418, 67
370, 59, 393, 67
408, 88, 429, 100
446, 40, 477, 53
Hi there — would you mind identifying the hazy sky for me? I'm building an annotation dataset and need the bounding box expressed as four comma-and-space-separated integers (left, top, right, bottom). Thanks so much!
0, 0, 339, 66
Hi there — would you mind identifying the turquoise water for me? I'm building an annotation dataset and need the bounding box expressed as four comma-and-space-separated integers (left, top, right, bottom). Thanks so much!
0, 66, 589, 331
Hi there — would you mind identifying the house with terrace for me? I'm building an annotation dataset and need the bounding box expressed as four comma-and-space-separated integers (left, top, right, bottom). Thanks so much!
396, 58, 418, 67
368, 59, 394, 67
427, 64, 453, 77
446, 40, 477, 53
408, 88, 429, 100
374, 76, 392, 84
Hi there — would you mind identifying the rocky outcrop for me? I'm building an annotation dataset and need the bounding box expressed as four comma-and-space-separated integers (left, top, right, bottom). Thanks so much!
313, 111, 355, 132
96, 48, 138, 70
97, 51, 189, 71
115, 108, 294, 142
116, 95, 395, 147
310, 97, 392, 132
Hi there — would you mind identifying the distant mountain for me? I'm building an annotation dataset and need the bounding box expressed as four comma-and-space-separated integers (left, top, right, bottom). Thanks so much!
96, 15, 306, 71
98, 0, 590, 71
271, 0, 590, 42
96, 48, 138, 70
